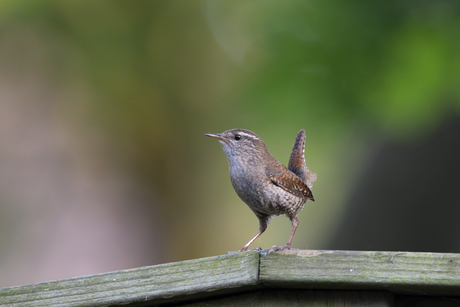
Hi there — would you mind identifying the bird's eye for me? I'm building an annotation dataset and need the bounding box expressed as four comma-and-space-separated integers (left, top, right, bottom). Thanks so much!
235, 134, 241, 140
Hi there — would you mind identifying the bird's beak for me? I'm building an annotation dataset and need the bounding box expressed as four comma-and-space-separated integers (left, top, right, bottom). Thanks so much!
204, 133, 224, 140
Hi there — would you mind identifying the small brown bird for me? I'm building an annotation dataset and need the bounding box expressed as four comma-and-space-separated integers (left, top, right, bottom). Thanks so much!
205, 129, 316, 252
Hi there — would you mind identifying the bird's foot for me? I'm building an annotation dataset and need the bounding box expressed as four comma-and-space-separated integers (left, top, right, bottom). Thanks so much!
225, 247, 262, 255
225, 250, 240, 255
269, 244, 291, 253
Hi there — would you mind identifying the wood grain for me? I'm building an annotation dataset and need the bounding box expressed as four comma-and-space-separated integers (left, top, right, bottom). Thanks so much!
1, 249, 459, 306
259, 250, 460, 296
0, 251, 260, 307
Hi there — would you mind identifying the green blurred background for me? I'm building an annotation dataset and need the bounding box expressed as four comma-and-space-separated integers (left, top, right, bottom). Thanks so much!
1, 0, 460, 287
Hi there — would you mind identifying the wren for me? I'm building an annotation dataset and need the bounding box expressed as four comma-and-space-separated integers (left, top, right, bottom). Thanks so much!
205, 129, 316, 252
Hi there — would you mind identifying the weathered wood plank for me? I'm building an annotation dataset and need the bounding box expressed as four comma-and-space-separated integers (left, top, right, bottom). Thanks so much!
173, 289, 394, 307
2, 249, 460, 306
0, 251, 260, 307
259, 250, 460, 296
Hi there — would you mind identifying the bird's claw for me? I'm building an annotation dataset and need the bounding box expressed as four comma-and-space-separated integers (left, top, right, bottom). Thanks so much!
226, 247, 263, 255
225, 250, 240, 255
268, 244, 291, 253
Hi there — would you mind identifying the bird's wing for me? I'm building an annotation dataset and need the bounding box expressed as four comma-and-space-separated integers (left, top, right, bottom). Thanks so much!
266, 165, 315, 201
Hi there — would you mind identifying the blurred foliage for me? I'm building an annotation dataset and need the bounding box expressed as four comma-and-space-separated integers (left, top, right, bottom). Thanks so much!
0, 0, 460, 285
235, 0, 460, 136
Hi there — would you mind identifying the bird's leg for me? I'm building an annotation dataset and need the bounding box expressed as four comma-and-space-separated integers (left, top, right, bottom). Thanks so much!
270, 216, 299, 252
286, 216, 299, 248
239, 218, 268, 252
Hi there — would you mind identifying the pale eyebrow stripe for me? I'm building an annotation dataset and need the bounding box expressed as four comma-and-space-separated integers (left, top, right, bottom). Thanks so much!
238, 132, 259, 140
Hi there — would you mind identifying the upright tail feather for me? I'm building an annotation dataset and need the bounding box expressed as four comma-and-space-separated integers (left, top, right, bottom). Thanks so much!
288, 129, 317, 189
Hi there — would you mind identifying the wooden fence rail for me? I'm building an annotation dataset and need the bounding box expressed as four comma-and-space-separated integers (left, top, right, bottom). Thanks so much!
1, 249, 459, 306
